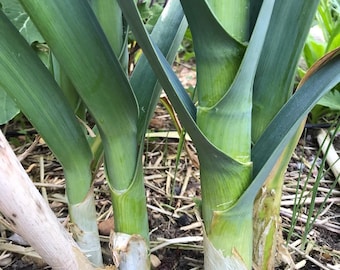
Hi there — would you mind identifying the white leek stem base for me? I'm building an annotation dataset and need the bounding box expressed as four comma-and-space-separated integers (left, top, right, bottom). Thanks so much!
70, 191, 103, 266
317, 129, 340, 183
110, 232, 149, 270
204, 234, 248, 270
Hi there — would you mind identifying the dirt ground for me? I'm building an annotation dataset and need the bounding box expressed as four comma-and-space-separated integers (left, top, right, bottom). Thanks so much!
0, 63, 339, 270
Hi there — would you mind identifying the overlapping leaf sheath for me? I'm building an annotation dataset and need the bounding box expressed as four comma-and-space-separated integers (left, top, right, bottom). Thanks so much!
119, 0, 268, 268
180, 1, 273, 268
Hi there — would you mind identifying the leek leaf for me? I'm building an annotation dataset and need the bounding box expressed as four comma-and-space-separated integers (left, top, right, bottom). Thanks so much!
252, 0, 320, 142
0, 90, 19, 124
131, 0, 188, 140
20, 0, 138, 189
0, 10, 92, 203
246, 51, 340, 206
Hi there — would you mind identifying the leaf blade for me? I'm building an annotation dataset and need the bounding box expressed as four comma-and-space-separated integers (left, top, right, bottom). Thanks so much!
247, 51, 340, 205
0, 10, 93, 203
252, 0, 319, 142
20, 0, 139, 189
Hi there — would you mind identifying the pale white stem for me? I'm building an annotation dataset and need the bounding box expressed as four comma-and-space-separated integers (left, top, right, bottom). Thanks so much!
110, 232, 149, 270
0, 130, 94, 270
204, 234, 248, 270
317, 129, 340, 185
69, 191, 103, 266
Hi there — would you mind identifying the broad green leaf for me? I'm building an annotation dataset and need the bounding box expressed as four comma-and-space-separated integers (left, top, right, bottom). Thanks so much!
317, 88, 340, 110
252, 0, 319, 142
183, 0, 246, 108
20, 0, 138, 190
304, 38, 326, 67
182, 0, 273, 162
130, 0, 187, 141
205, 0, 250, 43
89, 0, 125, 58
247, 52, 340, 206
328, 24, 340, 51
0, 0, 43, 44
0, 89, 19, 124
0, 10, 93, 204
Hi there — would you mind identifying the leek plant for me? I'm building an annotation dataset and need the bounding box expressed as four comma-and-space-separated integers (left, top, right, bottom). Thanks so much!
0, 0, 340, 269
0, 6, 102, 265
118, 0, 340, 269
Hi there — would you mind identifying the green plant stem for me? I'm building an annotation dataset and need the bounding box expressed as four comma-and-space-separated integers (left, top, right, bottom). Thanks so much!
110, 157, 149, 241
